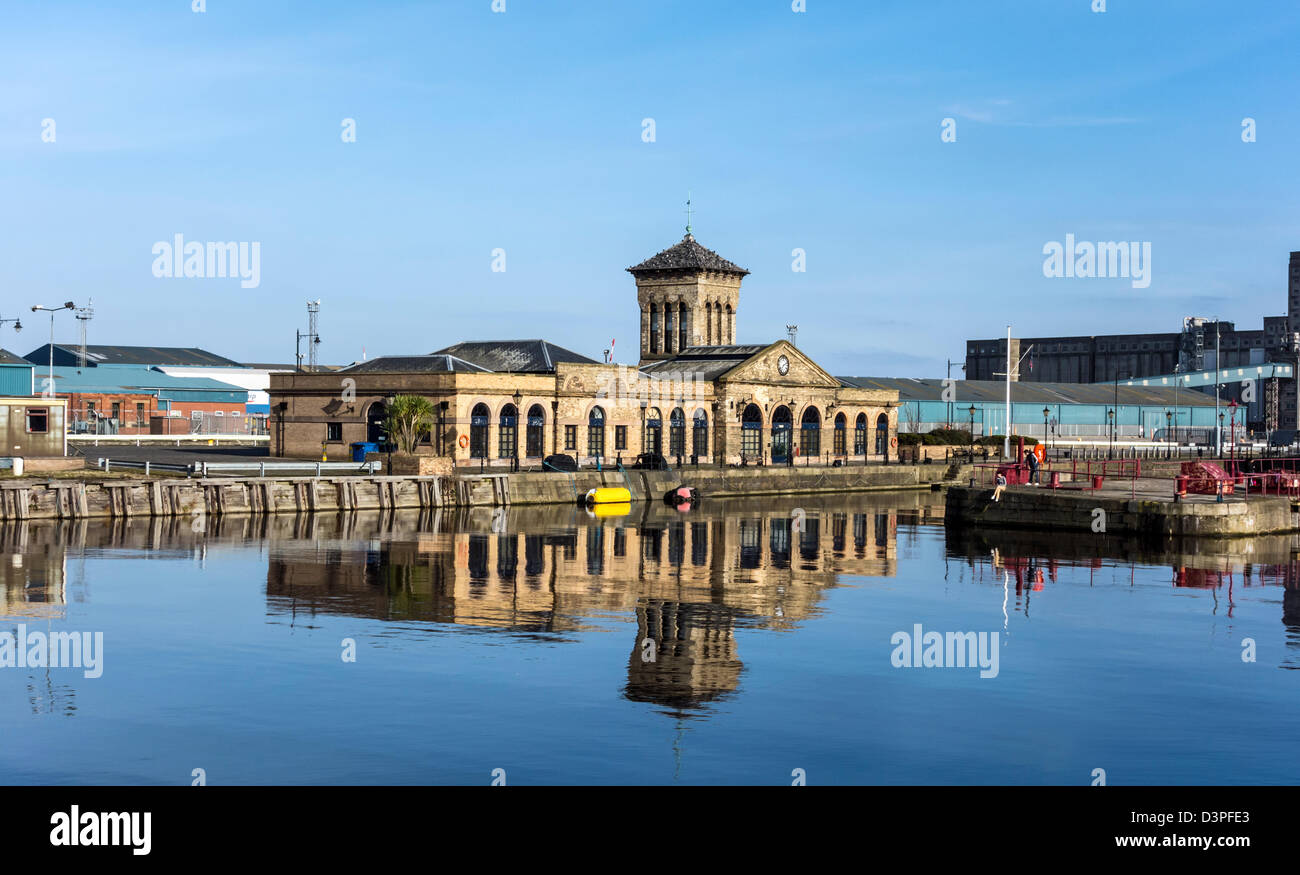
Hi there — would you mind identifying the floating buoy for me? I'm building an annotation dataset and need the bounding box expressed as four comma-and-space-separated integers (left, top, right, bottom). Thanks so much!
585, 486, 631, 505
664, 486, 699, 507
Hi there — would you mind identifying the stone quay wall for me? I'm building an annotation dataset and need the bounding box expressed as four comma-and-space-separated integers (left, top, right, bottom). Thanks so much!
944, 485, 1300, 537
0, 462, 964, 521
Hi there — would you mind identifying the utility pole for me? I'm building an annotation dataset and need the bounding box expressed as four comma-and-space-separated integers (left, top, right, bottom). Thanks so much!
1214, 319, 1221, 456
1004, 325, 1011, 460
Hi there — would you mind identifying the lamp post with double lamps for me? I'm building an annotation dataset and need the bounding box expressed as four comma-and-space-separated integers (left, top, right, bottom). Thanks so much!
30, 302, 74, 399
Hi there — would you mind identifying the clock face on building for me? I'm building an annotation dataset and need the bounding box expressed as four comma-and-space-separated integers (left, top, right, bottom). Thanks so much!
777, 355, 790, 376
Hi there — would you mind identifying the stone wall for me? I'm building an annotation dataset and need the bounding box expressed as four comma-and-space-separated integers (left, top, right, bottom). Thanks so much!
944, 485, 1299, 537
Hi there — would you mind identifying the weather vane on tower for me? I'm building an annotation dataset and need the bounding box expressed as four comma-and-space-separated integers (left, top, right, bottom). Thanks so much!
685, 192, 694, 237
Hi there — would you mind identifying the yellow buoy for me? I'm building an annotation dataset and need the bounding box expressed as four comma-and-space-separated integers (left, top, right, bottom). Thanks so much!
585, 486, 631, 504
589, 501, 631, 518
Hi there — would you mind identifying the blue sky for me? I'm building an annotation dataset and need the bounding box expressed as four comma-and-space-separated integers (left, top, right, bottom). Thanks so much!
1, 0, 1297, 376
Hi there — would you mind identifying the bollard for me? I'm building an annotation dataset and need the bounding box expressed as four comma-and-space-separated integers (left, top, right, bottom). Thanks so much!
144, 461, 150, 476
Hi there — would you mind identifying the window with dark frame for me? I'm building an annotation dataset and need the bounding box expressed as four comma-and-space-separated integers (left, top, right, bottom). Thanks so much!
326, 422, 343, 442
564, 425, 577, 451
26, 407, 49, 434
615, 425, 627, 450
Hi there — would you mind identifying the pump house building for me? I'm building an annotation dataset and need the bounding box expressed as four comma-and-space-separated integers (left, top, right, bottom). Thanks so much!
268, 231, 899, 466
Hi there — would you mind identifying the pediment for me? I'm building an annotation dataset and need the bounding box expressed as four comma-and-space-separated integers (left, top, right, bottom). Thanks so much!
720, 341, 841, 389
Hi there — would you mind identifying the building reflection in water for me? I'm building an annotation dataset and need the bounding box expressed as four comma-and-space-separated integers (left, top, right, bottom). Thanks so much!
946, 525, 1300, 670
261, 494, 921, 715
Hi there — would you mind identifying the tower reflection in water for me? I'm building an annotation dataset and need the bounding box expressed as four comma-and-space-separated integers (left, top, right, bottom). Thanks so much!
263, 495, 926, 716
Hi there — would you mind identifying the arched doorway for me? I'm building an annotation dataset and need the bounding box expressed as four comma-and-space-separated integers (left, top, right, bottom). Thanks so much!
692, 409, 709, 461
854, 413, 867, 455
741, 404, 762, 460
366, 401, 388, 446
525, 404, 545, 458
470, 403, 489, 458
875, 413, 889, 456
669, 407, 686, 458
801, 406, 821, 457
498, 404, 517, 459
644, 407, 662, 455
588, 406, 606, 460
771, 405, 792, 463
834, 412, 847, 456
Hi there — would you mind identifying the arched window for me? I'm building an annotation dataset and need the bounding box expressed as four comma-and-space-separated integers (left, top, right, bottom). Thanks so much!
665, 304, 676, 354
771, 405, 793, 463
526, 404, 545, 457
649, 303, 660, 354
669, 407, 686, 457
875, 413, 889, 455
644, 407, 662, 455
854, 412, 867, 455
679, 302, 688, 351
704, 302, 713, 344
692, 409, 709, 459
498, 403, 517, 459
470, 403, 490, 458
588, 406, 605, 459
366, 401, 388, 446
724, 303, 733, 344
741, 404, 762, 459
833, 412, 847, 455
801, 406, 821, 456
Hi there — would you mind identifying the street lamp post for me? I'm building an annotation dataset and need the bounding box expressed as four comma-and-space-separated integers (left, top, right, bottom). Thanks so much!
1042, 406, 1050, 456
30, 302, 74, 399
967, 404, 977, 458
511, 390, 523, 472
1228, 400, 1238, 462
1218, 411, 1225, 459
1107, 408, 1115, 459
1165, 409, 1172, 460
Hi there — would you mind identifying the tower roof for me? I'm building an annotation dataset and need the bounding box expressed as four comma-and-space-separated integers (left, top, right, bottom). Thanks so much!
627, 233, 749, 276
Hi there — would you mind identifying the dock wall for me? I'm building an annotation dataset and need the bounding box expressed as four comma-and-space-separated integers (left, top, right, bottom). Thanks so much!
0, 463, 963, 521
944, 485, 1300, 537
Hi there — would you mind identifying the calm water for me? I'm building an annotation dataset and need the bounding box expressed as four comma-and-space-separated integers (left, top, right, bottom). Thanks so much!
1, 491, 1297, 785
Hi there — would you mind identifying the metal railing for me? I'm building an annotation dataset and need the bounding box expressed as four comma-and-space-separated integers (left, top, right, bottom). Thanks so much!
96, 458, 381, 477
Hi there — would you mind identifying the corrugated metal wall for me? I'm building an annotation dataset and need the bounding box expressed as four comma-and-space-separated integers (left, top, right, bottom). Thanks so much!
0, 365, 33, 396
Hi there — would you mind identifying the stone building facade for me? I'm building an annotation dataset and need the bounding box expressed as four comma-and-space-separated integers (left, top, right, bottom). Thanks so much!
269, 233, 899, 466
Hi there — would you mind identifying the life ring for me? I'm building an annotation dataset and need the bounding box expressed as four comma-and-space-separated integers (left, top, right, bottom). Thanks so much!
890, 437, 898, 448
458, 434, 469, 449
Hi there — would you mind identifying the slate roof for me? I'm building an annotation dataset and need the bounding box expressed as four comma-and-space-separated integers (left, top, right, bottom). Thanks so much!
640, 345, 770, 381
0, 348, 32, 366
25, 344, 242, 367
431, 340, 598, 373
627, 234, 749, 276
339, 354, 491, 374
836, 377, 1219, 406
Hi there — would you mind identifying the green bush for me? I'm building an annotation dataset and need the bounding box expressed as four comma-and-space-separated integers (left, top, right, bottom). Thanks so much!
976, 434, 1038, 447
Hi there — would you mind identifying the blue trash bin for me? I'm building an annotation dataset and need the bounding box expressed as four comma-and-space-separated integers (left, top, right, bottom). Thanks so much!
351, 442, 378, 462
